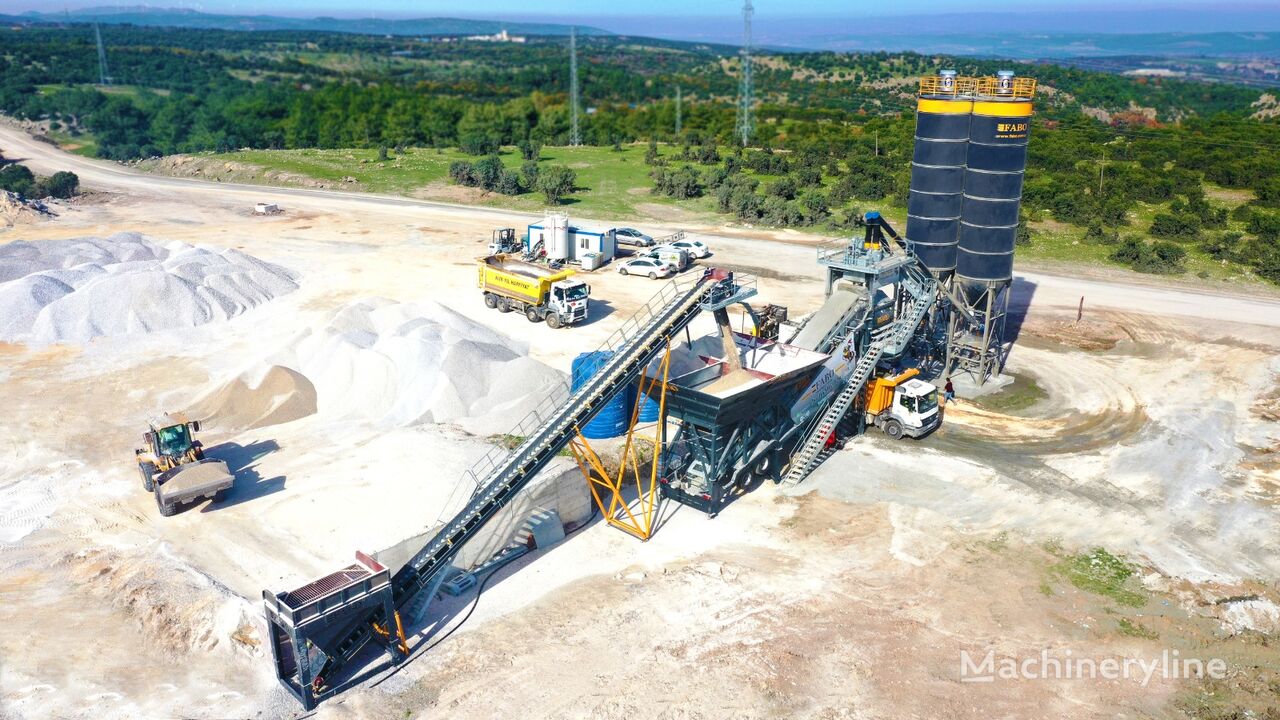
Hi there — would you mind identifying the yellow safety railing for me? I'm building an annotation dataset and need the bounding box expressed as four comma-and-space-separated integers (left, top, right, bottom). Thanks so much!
918, 75, 977, 97
919, 75, 1037, 99
976, 75, 1037, 99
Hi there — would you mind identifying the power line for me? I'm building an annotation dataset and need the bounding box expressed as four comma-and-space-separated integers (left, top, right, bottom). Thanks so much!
675, 84, 682, 135
569, 26, 581, 147
94, 22, 112, 86
735, 0, 754, 147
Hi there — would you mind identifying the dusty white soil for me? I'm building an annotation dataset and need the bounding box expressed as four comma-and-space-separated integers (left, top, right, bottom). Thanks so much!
1, 127, 1279, 719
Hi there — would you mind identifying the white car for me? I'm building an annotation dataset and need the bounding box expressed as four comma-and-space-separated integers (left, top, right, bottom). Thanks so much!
616, 256, 674, 279
658, 238, 710, 259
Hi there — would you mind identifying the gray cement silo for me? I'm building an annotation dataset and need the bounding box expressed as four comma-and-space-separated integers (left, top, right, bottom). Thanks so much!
906, 70, 973, 279
955, 70, 1034, 300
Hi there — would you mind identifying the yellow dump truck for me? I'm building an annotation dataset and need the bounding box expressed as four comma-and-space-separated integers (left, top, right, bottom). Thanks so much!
478, 254, 590, 328
863, 368, 941, 439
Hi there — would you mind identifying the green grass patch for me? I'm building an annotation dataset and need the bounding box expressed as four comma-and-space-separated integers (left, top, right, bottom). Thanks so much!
1053, 547, 1147, 608
971, 374, 1048, 413
43, 128, 98, 157
1116, 617, 1159, 640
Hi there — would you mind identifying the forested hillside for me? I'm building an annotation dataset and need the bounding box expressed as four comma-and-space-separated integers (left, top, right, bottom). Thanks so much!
2, 22, 1279, 284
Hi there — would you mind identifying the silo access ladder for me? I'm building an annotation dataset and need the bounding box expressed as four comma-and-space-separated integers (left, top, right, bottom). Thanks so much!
264, 268, 751, 710
781, 280, 936, 486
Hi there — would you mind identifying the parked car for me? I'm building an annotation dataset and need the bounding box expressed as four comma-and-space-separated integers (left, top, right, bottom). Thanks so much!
616, 256, 674, 279
661, 238, 710, 258
614, 227, 655, 247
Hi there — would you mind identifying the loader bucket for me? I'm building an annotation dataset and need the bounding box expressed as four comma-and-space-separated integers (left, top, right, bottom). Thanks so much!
157, 458, 236, 507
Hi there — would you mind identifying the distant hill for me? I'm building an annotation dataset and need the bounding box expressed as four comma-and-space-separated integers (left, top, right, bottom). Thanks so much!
3, 7, 611, 38
805, 31, 1280, 59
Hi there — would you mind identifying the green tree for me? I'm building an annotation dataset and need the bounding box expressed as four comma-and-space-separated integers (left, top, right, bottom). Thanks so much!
537, 165, 576, 205
473, 155, 505, 191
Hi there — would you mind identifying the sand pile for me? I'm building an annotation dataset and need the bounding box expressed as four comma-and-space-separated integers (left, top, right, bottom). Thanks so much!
0, 232, 297, 344
0, 190, 49, 227
268, 298, 565, 433
192, 364, 317, 431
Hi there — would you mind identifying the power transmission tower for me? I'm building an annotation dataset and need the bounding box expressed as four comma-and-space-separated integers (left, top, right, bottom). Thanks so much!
94, 22, 113, 86
569, 27, 581, 147
735, 0, 754, 147
675, 85, 682, 135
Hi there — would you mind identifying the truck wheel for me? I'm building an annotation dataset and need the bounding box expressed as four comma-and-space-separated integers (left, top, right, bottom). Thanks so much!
546, 314, 563, 329
497, 297, 513, 313
483, 293, 498, 309
155, 487, 178, 517
138, 462, 157, 492
525, 306, 542, 323
883, 419, 904, 440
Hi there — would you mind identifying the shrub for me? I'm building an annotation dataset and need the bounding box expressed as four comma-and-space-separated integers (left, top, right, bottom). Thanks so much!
518, 139, 542, 161
798, 190, 830, 224
472, 155, 504, 191
495, 169, 523, 195
1149, 211, 1200, 241
0, 164, 36, 196
448, 160, 476, 186
1016, 214, 1033, 246
460, 133, 500, 156
1112, 236, 1186, 274
767, 176, 797, 200
520, 160, 540, 188
40, 170, 80, 199
652, 165, 703, 200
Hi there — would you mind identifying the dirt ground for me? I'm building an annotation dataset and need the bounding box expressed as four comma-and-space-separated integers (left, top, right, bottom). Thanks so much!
2, 155, 1280, 720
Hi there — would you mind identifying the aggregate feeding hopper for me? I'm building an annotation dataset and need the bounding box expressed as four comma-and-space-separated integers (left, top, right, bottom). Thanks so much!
654, 331, 828, 515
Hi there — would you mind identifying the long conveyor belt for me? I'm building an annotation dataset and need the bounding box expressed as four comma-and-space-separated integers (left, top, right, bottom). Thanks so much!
302, 268, 740, 690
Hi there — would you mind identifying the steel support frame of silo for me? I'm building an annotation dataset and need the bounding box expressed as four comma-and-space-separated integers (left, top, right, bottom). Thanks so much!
944, 284, 1009, 385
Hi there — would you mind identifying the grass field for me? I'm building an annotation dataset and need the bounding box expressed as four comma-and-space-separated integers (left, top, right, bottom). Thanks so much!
205, 144, 725, 222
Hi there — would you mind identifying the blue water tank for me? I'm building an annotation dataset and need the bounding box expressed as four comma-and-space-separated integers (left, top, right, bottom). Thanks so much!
572, 352, 629, 439
637, 385, 660, 422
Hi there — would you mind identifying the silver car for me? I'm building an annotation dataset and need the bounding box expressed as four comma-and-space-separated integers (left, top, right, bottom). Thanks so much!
615, 227, 655, 247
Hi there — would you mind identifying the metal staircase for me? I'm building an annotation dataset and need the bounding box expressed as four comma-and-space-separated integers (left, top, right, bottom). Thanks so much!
781, 333, 886, 486
275, 270, 750, 703
781, 271, 937, 486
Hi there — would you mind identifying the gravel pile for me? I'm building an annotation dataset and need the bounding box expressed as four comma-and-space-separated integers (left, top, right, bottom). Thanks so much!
0, 232, 297, 344
277, 298, 565, 433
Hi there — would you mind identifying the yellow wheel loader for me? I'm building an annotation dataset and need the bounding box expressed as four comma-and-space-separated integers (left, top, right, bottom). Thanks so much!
135, 413, 234, 516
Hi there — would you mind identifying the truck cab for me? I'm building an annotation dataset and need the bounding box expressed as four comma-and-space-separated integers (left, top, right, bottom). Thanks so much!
550, 279, 590, 324
864, 370, 940, 439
